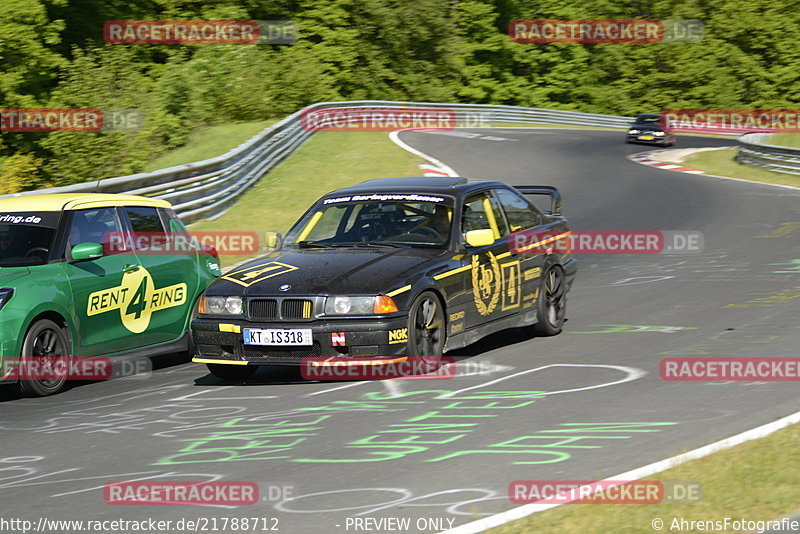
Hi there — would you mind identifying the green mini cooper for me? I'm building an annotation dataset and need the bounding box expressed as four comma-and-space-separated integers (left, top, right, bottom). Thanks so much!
0, 193, 219, 396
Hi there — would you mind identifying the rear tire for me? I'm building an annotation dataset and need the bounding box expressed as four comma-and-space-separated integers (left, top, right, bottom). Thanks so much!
533, 266, 567, 336
206, 363, 256, 381
18, 319, 70, 397
406, 291, 445, 371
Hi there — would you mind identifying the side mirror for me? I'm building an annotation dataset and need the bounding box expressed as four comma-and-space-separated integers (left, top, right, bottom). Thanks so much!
465, 229, 495, 248
71, 242, 103, 261
264, 231, 283, 252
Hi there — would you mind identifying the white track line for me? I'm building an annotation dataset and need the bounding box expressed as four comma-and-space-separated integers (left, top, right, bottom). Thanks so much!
305, 381, 366, 396
389, 130, 459, 176
441, 407, 800, 533
436, 364, 644, 399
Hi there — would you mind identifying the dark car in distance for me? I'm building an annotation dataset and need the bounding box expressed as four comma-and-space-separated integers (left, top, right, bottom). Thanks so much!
626, 113, 676, 146
191, 177, 577, 380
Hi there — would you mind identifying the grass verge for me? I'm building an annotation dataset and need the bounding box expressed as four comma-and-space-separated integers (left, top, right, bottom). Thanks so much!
768, 133, 800, 149
188, 131, 422, 267
660, 148, 800, 188
489, 422, 800, 533
143, 120, 276, 171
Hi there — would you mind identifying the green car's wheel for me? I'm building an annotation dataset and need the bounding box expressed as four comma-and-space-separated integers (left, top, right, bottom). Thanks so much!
206, 363, 257, 381
19, 319, 70, 397
406, 291, 445, 371
534, 266, 567, 336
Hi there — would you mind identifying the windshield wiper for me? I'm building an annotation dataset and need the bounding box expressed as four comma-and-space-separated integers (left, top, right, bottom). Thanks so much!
296, 240, 333, 248
351, 242, 405, 248
299, 241, 407, 249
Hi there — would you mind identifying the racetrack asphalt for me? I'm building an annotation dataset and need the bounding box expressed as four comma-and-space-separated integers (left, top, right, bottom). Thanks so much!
0, 129, 798, 534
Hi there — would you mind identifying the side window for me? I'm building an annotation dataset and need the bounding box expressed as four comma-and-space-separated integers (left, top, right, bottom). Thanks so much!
123, 206, 167, 251
462, 193, 508, 239
67, 207, 123, 256
495, 189, 542, 231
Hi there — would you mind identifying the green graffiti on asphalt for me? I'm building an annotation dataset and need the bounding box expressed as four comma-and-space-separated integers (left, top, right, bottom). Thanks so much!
569, 324, 698, 334
154, 389, 677, 466
769, 259, 800, 274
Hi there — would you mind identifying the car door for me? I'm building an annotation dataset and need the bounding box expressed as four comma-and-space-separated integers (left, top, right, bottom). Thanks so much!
459, 191, 519, 330
118, 205, 198, 345
494, 187, 548, 314
63, 207, 145, 356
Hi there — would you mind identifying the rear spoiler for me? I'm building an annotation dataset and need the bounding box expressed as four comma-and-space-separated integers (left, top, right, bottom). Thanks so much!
513, 185, 562, 216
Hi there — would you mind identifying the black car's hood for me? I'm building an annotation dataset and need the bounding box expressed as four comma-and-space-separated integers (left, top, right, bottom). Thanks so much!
212, 247, 447, 296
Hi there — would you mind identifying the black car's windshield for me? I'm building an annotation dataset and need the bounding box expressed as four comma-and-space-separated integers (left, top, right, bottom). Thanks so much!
285, 199, 454, 248
634, 114, 662, 124
0, 224, 58, 267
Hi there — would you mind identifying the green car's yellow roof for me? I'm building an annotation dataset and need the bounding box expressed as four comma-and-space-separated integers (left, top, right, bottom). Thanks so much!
0, 193, 171, 212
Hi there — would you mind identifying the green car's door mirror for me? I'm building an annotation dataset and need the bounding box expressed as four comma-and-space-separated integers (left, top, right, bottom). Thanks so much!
71, 242, 104, 261
465, 229, 495, 248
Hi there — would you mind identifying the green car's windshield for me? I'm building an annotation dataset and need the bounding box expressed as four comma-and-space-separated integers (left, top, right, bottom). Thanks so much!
0, 224, 57, 267
285, 200, 454, 248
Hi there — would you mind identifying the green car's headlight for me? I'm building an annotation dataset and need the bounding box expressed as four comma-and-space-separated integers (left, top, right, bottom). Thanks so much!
0, 288, 14, 311
628, 129, 640, 134
199, 296, 242, 315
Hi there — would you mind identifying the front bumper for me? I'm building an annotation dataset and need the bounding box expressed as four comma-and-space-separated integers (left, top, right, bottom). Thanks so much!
626, 133, 673, 145
191, 315, 409, 366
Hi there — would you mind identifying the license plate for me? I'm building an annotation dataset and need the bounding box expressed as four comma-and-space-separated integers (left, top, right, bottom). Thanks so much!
243, 328, 313, 346
639, 135, 654, 140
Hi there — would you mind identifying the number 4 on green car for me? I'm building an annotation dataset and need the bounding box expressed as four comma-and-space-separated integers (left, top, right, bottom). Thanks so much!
0, 193, 220, 396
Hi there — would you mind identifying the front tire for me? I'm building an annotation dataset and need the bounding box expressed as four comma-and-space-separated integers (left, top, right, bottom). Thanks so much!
18, 319, 70, 397
206, 363, 257, 381
406, 291, 445, 371
533, 266, 567, 336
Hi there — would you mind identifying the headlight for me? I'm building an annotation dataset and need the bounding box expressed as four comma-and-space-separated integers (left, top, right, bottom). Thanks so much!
654, 131, 666, 136
628, 129, 640, 134
326, 296, 373, 315
199, 296, 242, 315
324, 296, 398, 315
0, 288, 14, 311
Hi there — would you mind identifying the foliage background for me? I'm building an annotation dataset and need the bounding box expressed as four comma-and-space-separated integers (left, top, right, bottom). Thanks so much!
1, 0, 798, 191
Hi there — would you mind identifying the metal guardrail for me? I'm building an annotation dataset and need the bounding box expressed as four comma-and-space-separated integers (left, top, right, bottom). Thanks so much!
737, 132, 800, 176
3, 101, 641, 223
